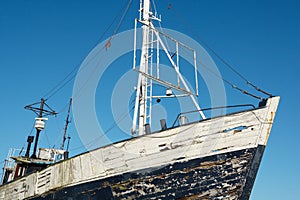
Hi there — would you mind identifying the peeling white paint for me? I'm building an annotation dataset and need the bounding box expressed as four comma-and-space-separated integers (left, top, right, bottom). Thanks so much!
0, 97, 280, 199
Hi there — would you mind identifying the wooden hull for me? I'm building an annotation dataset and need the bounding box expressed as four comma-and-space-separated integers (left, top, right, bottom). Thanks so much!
0, 97, 280, 200
30, 145, 265, 199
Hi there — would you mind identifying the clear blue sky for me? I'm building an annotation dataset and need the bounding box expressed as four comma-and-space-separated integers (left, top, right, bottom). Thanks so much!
0, 0, 299, 199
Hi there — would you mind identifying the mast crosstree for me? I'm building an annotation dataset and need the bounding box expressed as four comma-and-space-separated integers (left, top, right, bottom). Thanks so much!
25, 98, 57, 158
132, 0, 205, 136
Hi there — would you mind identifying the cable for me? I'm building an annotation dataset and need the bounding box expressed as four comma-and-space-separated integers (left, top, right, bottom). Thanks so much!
40, 0, 136, 152
152, 0, 171, 52
105, 0, 133, 50
52, 0, 134, 149
142, 21, 264, 100
69, 105, 135, 152
112, 0, 133, 38
70, 0, 134, 105
43, 0, 134, 101
43, 128, 52, 148
166, 1, 272, 97
18, 120, 36, 156
195, 55, 263, 100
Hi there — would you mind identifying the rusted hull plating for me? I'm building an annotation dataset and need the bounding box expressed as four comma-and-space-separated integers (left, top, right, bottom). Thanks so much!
30, 145, 265, 200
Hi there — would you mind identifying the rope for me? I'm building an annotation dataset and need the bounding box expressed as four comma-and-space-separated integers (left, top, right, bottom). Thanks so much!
18, 120, 36, 156
43, 0, 134, 101
166, 1, 272, 98
69, 105, 135, 152
70, 0, 134, 114
152, 0, 171, 52
142, 21, 263, 100
105, 0, 133, 49
192, 50, 262, 100
28, 0, 134, 154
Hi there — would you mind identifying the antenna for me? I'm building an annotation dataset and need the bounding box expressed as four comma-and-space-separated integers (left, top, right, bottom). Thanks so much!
25, 98, 57, 158
61, 97, 72, 150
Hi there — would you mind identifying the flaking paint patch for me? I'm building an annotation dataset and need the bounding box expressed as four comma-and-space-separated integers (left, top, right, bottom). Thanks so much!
27, 146, 263, 200
0, 97, 280, 200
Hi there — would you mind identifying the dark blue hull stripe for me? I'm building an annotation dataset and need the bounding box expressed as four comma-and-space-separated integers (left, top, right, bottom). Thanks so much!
29, 145, 265, 200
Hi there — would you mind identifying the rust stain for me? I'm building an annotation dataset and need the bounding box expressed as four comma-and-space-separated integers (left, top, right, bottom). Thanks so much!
233, 130, 242, 134
199, 160, 226, 169
264, 111, 275, 145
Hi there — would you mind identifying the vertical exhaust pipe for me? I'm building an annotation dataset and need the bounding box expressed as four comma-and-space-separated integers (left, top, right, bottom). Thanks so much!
25, 136, 34, 158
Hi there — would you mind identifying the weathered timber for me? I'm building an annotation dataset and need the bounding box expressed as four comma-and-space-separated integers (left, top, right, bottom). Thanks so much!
28, 145, 265, 200
0, 97, 280, 200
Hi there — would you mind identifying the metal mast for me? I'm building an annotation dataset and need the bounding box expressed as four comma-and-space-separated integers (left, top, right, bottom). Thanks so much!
132, 0, 206, 136
61, 97, 72, 150
25, 98, 57, 158
132, 0, 151, 136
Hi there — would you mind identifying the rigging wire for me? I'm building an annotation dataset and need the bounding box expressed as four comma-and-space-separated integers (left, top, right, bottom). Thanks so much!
17, 0, 135, 156
51, 117, 65, 149
70, 0, 134, 105
66, 1, 134, 150
71, 47, 108, 101
69, 105, 135, 152
136, 0, 263, 100
166, 1, 272, 98
39, 0, 135, 152
43, 128, 52, 148
190, 48, 263, 100
18, 120, 36, 156
151, 0, 171, 52
108, 0, 133, 41
43, 0, 134, 101
142, 20, 264, 100
27, 1, 267, 153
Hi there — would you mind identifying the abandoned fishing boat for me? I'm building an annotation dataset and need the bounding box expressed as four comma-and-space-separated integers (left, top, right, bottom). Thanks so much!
0, 0, 279, 199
